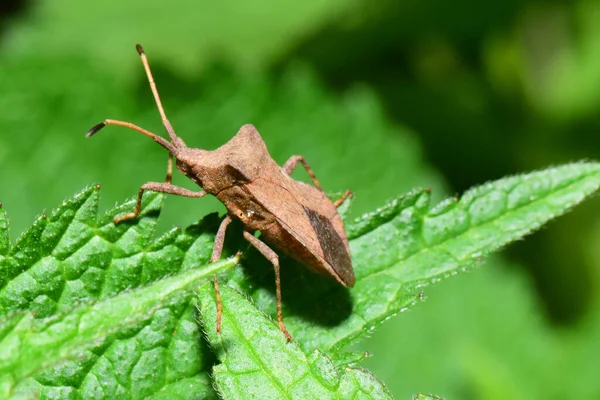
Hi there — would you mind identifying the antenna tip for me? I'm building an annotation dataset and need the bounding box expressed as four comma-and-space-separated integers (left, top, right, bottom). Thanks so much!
136, 44, 144, 55
86, 122, 106, 137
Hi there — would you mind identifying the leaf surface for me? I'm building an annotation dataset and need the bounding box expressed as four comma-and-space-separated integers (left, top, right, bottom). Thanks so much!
223, 163, 600, 355
1, 162, 598, 399
197, 284, 392, 400
0, 187, 232, 398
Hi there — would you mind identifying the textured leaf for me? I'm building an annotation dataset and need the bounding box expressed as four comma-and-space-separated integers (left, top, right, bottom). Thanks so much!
363, 253, 600, 399
197, 284, 392, 400
1, 164, 598, 399
0, 256, 236, 398
222, 163, 600, 355
0, 203, 9, 256
412, 394, 443, 400
0, 186, 233, 398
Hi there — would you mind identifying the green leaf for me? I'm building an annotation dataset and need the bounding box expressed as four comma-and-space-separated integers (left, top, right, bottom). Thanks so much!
364, 254, 600, 399
0, 185, 167, 316
1, 163, 598, 399
196, 284, 392, 399
0, 256, 236, 398
0, 186, 234, 398
222, 163, 600, 355
412, 394, 443, 400
0, 203, 9, 256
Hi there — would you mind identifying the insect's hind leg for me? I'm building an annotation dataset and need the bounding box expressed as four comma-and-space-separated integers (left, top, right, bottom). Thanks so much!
242, 231, 293, 342
282, 155, 323, 191
114, 183, 206, 224
210, 215, 233, 334
333, 189, 353, 208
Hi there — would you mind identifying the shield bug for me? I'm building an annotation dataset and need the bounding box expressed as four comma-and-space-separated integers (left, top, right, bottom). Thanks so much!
86, 44, 354, 341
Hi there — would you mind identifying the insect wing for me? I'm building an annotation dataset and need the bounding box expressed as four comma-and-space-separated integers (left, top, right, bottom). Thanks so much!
246, 176, 355, 287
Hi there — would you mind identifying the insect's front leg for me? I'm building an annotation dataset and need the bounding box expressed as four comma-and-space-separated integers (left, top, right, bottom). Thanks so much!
242, 231, 293, 342
165, 155, 173, 184
282, 155, 323, 191
114, 182, 206, 224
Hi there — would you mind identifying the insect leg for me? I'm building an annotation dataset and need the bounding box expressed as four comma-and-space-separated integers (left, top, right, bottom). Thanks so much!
165, 155, 173, 184
333, 189, 353, 208
242, 231, 293, 342
114, 183, 206, 224
210, 215, 233, 334
282, 155, 323, 191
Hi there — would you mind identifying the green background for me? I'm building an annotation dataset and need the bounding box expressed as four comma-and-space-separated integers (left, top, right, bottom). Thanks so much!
0, 0, 599, 398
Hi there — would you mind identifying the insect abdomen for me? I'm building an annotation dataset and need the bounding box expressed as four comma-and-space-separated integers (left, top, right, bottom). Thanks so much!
261, 220, 354, 287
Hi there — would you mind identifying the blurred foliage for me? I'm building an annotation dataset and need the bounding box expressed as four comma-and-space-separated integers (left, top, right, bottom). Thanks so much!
0, 0, 599, 398
1, 0, 358, 76
362, 258, 600, 399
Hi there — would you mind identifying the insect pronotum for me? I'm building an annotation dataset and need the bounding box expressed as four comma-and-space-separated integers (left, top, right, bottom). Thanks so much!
86, 44, 355, 341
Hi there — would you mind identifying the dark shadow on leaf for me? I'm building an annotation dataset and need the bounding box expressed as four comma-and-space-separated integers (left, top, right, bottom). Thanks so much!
184, 212, 221, 237
234, 237, 353, 327
193, 213, 354, 327
142, 208, 161, 220
281, 259, 353, 327
198, 319, 218, 373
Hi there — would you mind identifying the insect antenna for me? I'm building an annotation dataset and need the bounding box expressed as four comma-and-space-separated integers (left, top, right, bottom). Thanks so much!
136, 44, 185, 148
86, 119, 176, 153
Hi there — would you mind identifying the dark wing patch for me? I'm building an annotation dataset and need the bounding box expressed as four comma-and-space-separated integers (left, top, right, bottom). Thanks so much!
303, 206, 355, 287
225, 165, 250, 184
245, 175, 354, 286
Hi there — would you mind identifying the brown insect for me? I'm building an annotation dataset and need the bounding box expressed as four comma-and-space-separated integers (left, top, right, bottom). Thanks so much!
86, 44, 354, 341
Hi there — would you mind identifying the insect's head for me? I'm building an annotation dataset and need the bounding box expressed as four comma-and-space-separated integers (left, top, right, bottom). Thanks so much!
171, 145, 249, 194
172, 146, 210, 187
